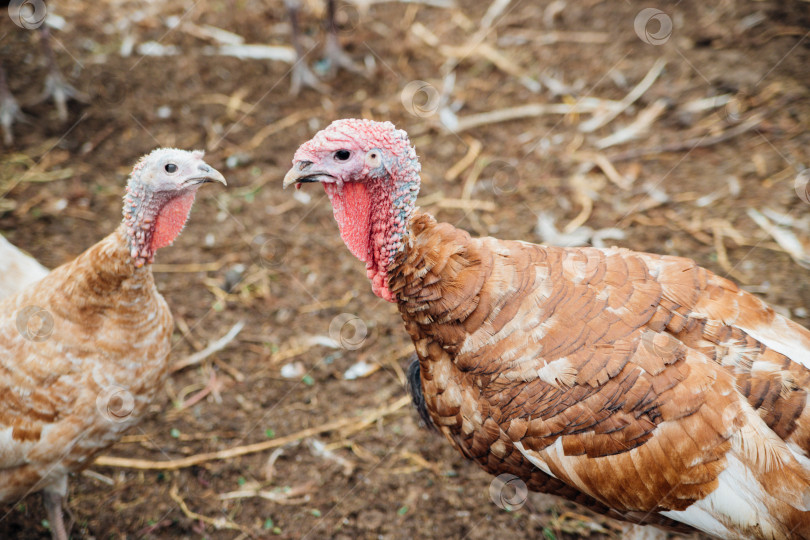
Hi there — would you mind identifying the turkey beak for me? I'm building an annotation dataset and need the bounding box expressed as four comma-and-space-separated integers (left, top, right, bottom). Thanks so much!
283, 161, 328, 190
195, 163, 227, 186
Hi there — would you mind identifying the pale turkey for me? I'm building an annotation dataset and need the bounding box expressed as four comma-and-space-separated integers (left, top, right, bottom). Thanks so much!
0, 148, 225, 539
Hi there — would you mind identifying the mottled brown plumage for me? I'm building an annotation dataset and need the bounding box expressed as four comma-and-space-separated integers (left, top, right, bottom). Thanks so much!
285, 119, 810, 539
0, 149, 225, 539
392, 214, 810, 538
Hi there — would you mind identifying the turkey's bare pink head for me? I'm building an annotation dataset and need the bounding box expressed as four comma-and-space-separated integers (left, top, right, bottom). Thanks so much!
123, 148, 226, 268
284, 119, 421, 302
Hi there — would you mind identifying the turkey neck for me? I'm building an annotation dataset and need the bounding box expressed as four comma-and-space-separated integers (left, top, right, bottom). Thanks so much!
388, 212, 487, 353
324, 175, 417, 302
48, 225, 159, 320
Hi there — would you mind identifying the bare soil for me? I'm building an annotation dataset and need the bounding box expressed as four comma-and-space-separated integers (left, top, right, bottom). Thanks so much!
1, 0, 809, 538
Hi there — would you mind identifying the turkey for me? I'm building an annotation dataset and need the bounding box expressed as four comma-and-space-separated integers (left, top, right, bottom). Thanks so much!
1, 2, 85, 144
284, 118, 810, 539
0, 234, 49, 300
0, 148, 225, 540
285, 0, 366, 95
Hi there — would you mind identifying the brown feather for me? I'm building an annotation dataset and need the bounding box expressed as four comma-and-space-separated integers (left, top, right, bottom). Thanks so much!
391, 212, 810, 539
0, 226, 173, 504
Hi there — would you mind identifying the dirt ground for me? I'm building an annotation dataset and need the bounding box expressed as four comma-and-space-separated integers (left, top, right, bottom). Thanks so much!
1, 0, 809, 538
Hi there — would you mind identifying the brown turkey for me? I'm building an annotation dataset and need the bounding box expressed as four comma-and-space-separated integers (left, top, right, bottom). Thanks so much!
0, 148, 225, 540
284, 118, 810, 539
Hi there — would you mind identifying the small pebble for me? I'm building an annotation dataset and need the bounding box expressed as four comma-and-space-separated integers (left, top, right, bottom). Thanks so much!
280, 362, 305, 379
344, 360, 375, 380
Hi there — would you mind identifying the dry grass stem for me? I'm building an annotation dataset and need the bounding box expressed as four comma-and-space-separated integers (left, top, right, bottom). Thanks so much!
579, 58, 667, 133
445, 138, 482, 181
94, 396, 410, 470
610, 115, 763, 162
169, 483, 249, 533
170, 321, 245, 373
570, 151, 633, 190
596, 98, 669, 150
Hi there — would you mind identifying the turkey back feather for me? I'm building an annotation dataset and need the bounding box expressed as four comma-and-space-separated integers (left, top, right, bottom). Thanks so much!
391, 213, 810, 539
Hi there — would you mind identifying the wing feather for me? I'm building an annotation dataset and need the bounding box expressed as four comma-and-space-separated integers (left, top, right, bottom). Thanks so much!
394, 213, 810, 537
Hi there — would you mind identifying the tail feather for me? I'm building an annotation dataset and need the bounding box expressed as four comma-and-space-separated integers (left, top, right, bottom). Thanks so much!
405, 355, 437, 431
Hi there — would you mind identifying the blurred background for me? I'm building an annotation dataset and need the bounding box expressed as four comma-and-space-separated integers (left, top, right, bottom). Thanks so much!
1, 0, 809, 537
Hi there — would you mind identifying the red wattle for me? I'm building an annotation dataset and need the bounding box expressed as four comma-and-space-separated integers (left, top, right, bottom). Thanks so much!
324, 183, 372, 262
151, 191, 197, 251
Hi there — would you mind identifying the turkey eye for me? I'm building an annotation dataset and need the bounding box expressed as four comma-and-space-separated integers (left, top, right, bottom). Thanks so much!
335, 150, 351, 161
165, 163, 178, 173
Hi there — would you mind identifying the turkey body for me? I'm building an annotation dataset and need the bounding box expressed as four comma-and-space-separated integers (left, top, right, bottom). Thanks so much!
0, 148, 225, 539
391, 213, 810, 539
0, 226, 171, 502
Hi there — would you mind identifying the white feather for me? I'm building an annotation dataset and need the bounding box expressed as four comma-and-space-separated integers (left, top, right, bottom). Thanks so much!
661, 454, 776, 540
741, 316, 810, 370
514, 440, 558, 479
0, 235, 49, 300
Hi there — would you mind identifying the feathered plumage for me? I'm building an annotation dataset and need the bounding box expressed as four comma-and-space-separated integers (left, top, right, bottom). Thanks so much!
285, 118, 810, 539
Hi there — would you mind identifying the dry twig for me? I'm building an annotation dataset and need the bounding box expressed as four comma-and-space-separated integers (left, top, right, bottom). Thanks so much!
298, 290, 355, 314
436, 198, 497, 211
570, 151, 633, 190
451, 100, 614, 133
595, 98, 669, 150
245, 110, 316, 151
95, 396, 410, 470
169, 483, 249, 533
170, 321, 245, 373
152, 254, 240, 273
609, 115, 763, 162
579, 58, 666, 133
219, 482, 315, 504
445, 138, 483, 181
